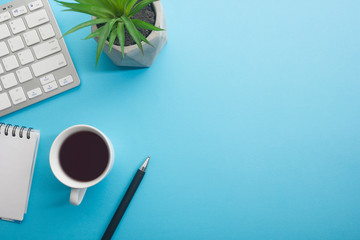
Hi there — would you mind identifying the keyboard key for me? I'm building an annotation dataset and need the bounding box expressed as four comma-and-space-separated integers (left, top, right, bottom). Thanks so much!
38, 24, 55, 40
16, 67, 33, 83
0, 63, 3, 74
23, 30, 40, 46
12, 6, 28, 17
58, 75, 74, 87
2, 55, 19, 71
27, 87, 42, 99
31, 53, 67, 77
9, 87, 26, 105
40, 74, 55, 85
1, 73, 18, 89
28, 0, 44, 11
24, 9, 49, 28
0, 93, 11, 111
43, 81, 58, 93
0, 41, 9, 57
33, 39, 61, 59
8, 36, 25, 52
9, 18, 27, 34
0, 24, 11, 40
18, 49, 35, 65
0, 12, 11, 23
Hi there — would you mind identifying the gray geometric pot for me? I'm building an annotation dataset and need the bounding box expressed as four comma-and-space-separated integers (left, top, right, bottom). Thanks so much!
91, 1, 167, 67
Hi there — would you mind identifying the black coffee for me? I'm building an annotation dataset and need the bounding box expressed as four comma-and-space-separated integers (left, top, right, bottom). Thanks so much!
59, 131, 109, 182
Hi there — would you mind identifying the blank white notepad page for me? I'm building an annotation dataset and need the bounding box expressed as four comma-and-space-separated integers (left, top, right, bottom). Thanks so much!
0, 127, 40, 222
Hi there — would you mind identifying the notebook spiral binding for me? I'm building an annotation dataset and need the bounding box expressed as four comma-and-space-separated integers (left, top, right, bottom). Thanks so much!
0, 123, 33, 139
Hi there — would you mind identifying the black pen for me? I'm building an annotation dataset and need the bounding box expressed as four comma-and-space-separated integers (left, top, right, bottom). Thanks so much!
101, 156, 150, 240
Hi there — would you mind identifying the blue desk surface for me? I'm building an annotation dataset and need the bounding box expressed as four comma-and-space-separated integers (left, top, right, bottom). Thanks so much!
1, 0, 360, 239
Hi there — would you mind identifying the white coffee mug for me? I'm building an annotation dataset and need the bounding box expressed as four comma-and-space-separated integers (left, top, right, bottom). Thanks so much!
49, 125, 114, 206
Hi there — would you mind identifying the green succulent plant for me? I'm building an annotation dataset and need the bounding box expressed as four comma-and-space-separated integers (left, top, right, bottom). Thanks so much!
55, 0, 163, 66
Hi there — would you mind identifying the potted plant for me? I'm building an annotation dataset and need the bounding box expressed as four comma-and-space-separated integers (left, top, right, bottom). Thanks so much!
56, 0, 167, 67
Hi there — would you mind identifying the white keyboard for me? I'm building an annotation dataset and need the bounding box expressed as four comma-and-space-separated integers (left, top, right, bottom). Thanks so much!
0, 0, 80, 117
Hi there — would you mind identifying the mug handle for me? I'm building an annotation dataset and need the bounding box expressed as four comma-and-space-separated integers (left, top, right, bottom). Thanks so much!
70, 188, 87, 205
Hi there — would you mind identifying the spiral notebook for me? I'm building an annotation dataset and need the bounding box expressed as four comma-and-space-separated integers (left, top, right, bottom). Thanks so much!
0, 123, 40, 223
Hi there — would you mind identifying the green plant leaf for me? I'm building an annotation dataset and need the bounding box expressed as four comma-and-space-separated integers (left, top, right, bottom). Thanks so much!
83, 26, 103, 40
121, 16, 143, 54
55, 0, 115, 18
107, 0, 122, 15
131, 19, 163, 31
123, 0, 132, 7
96, 19, 118, 67
116, 0, 126, 13
96, 0, 114, 10
137, 30, 153, 47
128, 22, 153, 47
116, 22, 125, 58
125, 0, 137, 15
120, 0, 128, 6
61, 6, 111, 19
73, 0, 104, 6
62, 18, 109, 38
108, 27, 117, 54
129, 0, 157, 17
